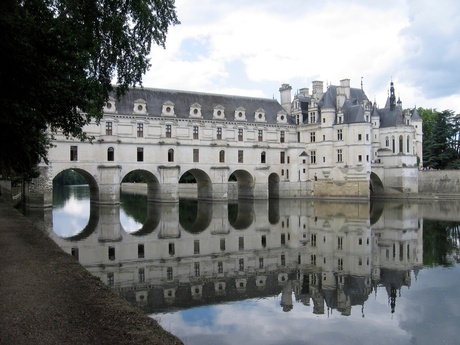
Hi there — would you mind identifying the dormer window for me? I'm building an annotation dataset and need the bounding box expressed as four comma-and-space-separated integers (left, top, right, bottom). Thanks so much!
162, 101, 175, 116
189, 102, 202, 118
104, 97, 116, 113
133, 99, 147, 115
277, 111, 287, 124
254, 108, 266, 122
234, 106, 247, 121
213, 105, 225, 120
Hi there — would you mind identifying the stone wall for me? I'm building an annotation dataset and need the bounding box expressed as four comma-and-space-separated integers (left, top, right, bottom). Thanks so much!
419, 170, 460, 195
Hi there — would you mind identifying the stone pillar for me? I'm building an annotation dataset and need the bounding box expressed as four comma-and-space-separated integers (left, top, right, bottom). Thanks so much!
97, 165, 121, 204
23, 165, 53, 208
158, 165, 180, 202
210, 167, 229, 201
98, 204, 122, 242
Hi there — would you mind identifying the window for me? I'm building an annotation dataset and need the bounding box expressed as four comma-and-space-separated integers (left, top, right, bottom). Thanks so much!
194, 240, 200, 254
167, 267, 173, 280
310, 151, 316, 164
168, 149, 174, 162
297, 132, 300, 142
261, 151, 266, 164
194, 262, 200, 276
218, 261, 223, 274
311, 233, 317, 247
193, 149, 199, 162
261, 235, 266, 248
217, 127, 222, 140
193, 125, 199, 139
281, 254, 286, 266
219, 150, 225, 163
238, 150, 243, 163
280, 131, 285, 143
166, 124, 172, 138
70, 146, 78, 161
238, 128, 243, 141
358, 155, 362, 162
107, 273, 114, 286
338, 258, 343, 271
358, 133, 362, 141
71, 247, 79, 261
311, 254, 316, 265
168, 242, 175, 256
107, 147, 114, 161
137, 123, 143, 137
392, 137, 396, 153
239, 258, 244, 271
259, 257, 264, 269
338, 116, 343, 124
337, 129, 343, 141
138, 244, 145, 258
337, 149, 343, 163
399, 135, 403, 153
138, 268, 145, 283
385, 136, 389, 147
137, 147, 144, 162
258, 129, 263, 141
106, 121, 112, 135
366, 134, 369, 141
220, 238, 226, 251
280, 151, 285, 164
407, 135, 410, 153
281, 233, 286, 245
238, 236, 244, 250
108, 246, 115, 261
310, 132, 316, 143
338, 236, 343, 250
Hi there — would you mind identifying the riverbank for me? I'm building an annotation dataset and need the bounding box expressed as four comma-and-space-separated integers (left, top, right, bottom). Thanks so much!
0, 197, 183, 345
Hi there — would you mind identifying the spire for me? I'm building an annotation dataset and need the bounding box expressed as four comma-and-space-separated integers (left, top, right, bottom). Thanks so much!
389, 81, 396, 111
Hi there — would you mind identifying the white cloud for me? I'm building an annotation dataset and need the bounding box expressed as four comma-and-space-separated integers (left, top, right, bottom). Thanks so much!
143, 0, 460, 112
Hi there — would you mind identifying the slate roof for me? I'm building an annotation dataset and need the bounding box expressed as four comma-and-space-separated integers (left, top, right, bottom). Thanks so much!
109, 87, 295, 124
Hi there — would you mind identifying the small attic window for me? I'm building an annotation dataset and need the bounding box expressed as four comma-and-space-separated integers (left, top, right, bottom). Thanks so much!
277, 111, 287, 124
133, 98, 147, 115
162, 101, 175, 116
138, 105, 143, 111
255, 108, 266, 122
104, 97, 116, 113
234, 107, 246, 121
213, 105, 225, 119
194, 109, 198, 114
189, 103, 202, 118
106, 103, 112, 109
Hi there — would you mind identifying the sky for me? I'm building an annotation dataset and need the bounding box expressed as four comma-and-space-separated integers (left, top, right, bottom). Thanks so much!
142, 0, 460, 113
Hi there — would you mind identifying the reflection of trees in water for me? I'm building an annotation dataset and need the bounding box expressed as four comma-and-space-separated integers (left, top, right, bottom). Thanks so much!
53, 185, 89, 208
179, 199, 212, 233
423, 220, 460, 266
120, 192, 147, 224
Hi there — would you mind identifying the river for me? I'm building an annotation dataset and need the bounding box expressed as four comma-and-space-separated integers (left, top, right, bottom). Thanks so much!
32, 185, 460, 345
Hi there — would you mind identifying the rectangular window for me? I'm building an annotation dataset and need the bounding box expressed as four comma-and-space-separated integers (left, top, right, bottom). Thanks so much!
358, 134, 362, 141
106, 121, 112, 135
193, 149, 199, 162
167, 267, 173, 280
280, 151, 285, 164
311, 254, 316, 265
337, 149, 343, 163
281, 254, 286, 266
338, 258, 343, 271
194, 262, 200, 277
310, 112, 315, 123
297, 132, 300, 142
138, 244, 145, 258
310, 132, 316, 143
137, 147, 144, 162
239, 258, 244, 271
281, 233, 286, 245
366, 134, 369, 141
261, 235, 267, 248
258, 129, 263, 141
238, 236, 244, 250
107, 273, 114, 286
193, 125, 199, 139
168, 242, 175, 256
217, 127, 222, 140
108, 246, 115, 261
166, 124, 172, 138
280, 130, 285, 143
218, 261, 223, 274
337, 129, 343, 141
137, 123, 144, 137
311, 233, 317, 247
259, 257, 264, 269
70, 146, 78, 161
238, 150, 243, 163
194, 240, 200, 254
310, 151, 316, 164
338, 237, 343, 250
238, 128, 243, 141
220, 238, 226, 251
358, 155, 362, 162
138, 268, 145, 283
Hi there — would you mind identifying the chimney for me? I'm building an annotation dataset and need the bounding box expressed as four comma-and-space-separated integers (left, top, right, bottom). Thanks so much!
312, 81, 324, 100
279, 84, 292, 114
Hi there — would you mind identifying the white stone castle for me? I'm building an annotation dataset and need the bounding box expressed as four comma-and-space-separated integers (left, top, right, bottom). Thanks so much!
26, 78, 422, 206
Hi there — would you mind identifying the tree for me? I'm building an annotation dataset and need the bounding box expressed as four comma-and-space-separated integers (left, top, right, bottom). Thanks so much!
421, 108, 460, 169
0, 0, 179, 180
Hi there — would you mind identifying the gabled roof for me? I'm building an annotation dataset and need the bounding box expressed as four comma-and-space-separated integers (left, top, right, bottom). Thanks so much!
109, 87, 294, 124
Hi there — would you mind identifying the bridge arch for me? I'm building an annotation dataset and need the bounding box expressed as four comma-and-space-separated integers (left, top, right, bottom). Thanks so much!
121, 169, 161, 202
229, 169, 254, 199
370, 172, 384, 197
53, 168, 99, 203
180, 169, 213, 201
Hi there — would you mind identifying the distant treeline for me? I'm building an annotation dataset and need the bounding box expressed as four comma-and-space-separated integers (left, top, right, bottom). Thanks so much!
53, 169, 86, 186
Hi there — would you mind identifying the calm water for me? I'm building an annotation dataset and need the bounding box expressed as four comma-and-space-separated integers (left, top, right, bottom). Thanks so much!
40, 186, 460, 345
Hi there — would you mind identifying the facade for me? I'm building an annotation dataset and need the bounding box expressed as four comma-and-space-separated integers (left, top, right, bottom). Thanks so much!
25, 78, 422, 206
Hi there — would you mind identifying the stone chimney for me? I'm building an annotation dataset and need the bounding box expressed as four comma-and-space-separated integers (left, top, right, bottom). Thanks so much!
279, 84, 292, 114
312, 81, 324, 100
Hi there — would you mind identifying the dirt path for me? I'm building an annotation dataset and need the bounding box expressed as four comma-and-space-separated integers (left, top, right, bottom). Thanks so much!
0, 198, 182, 345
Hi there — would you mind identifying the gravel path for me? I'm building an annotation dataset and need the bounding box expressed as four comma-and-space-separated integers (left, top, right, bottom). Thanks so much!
0, 197, 183, 345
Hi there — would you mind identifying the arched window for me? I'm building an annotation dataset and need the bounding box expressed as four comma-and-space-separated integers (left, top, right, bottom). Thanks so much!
399, 135, 403, 153
385, 136, 389, 147
261, 151, 266, 164
168, 148, 174, 162
107, 147, 114, 161
407, 135, 410, 153
392, 136, 395, 153
219, 150, 225, 163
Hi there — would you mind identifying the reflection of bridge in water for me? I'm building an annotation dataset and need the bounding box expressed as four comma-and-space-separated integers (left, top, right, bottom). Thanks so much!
43, 198, 426, 316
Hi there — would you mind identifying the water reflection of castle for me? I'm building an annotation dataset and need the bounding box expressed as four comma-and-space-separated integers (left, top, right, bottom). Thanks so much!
48, 199, 423, 316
